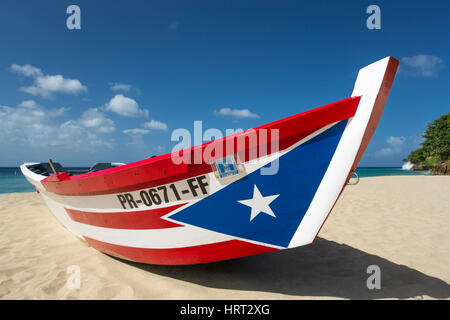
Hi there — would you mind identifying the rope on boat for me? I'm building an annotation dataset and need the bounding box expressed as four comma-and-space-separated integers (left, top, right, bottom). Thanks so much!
347, 171, 359, 185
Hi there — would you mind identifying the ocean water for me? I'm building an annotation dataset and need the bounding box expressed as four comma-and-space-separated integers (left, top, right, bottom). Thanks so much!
355, 167, 429, 178
0, 167, 88, 194
0, 166, 429, 195
0, 168, 35, 194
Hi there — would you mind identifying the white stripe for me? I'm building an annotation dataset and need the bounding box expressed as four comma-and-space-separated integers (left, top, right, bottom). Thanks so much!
75, 222, 235, 249
41, 189, 281, 249
20, 163, 46, 189
288, 57, 392, 248
40, 190, 237, 248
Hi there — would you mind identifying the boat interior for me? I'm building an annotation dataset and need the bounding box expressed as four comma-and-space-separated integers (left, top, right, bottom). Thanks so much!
26, 162, 123, 177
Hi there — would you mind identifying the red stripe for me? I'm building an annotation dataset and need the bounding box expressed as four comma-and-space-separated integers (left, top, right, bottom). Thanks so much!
42, 96, 360, 196
84, 237, 278, 265
65, 203, 187, 229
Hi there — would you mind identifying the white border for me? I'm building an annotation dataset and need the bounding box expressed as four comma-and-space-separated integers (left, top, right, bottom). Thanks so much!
288, 57, 392, 248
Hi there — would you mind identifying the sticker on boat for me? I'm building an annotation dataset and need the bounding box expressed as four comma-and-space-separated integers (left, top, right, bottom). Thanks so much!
215, 155, 239, 178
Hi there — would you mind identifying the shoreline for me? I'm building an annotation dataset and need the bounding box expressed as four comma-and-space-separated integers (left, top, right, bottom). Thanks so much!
0, 166, 432, 195
0, 175, 449, 299
0, 172, 434, 196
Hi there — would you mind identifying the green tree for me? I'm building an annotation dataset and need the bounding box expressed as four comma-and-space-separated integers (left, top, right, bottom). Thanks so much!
405, 112, 450, 165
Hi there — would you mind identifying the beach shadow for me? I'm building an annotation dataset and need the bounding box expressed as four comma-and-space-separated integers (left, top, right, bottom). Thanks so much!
111, 238, 450, 299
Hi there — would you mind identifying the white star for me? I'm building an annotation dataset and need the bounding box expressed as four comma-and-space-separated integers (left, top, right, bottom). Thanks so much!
237, 185, 280, 221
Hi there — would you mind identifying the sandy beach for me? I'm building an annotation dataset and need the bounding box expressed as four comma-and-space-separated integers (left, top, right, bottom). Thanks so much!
0, 176, 449, 300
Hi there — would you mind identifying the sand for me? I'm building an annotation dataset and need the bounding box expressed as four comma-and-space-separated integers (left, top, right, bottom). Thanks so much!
0, 176, 449, 300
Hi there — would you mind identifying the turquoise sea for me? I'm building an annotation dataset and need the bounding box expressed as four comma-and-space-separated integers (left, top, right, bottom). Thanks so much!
0, 166, 430, 195
0, 167, 88, 194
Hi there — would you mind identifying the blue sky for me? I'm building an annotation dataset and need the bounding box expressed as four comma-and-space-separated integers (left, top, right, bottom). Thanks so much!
0, 0, 449, 167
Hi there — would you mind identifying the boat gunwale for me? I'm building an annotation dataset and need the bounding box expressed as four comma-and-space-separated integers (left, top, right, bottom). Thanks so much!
35, 96, 361, 196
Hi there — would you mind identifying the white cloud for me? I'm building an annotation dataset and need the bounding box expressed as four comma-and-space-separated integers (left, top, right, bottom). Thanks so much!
21, 75, 87, 98
401, 55, 444, 77
110, 82, 132, 92
37, 75, 86, 94
375, 136, 406, 157
10, 64, 43, 77
123, 128, 150, 135
104, 94, 148, 118
58, 120, 115, 150
19, 86, 45, 97
123, 128, 150, 146
18, 100, 39, 108
17, 99, 69, 117
386, 136, 406, 148
0, 103, 115, 150
214, 108, 260, 119
109, 82, 141, 95
143, 119, 168, 131
53, 106, 71, 117
78, 108, 115, 133
10, 64, 88, 98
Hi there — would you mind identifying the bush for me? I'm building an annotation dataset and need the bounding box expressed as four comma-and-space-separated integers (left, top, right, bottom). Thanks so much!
405, 112, 450, 166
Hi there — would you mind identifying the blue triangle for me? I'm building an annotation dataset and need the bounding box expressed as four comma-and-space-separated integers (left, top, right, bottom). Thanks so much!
170, 120, 347, 247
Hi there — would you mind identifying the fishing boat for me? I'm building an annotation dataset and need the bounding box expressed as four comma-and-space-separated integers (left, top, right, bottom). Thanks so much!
21, 57, 399, 265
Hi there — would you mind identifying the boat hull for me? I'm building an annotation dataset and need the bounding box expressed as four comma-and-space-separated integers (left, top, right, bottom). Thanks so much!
21, 57, 399, 265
